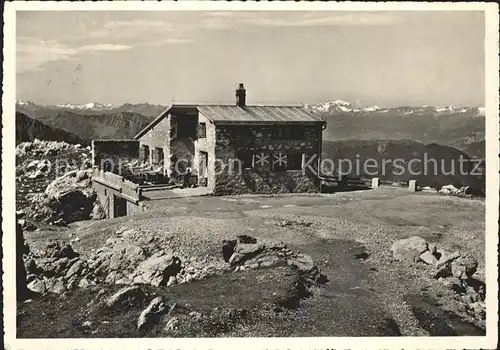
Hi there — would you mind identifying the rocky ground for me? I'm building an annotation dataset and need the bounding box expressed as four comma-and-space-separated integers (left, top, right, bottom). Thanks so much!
17, 187, 486, 337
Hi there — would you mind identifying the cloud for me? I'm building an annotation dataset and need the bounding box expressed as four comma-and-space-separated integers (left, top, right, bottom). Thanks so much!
148, 37, 195, 46
199, 11, 403, 29
16, 37, 133, 73
90, 19, 176, 39
16, 12, 401, 73
78, 44, 133, 52
16, 18, 195, 73
84, 19, 196, 48
105, 19, 174, 31
17, 37, 76, 73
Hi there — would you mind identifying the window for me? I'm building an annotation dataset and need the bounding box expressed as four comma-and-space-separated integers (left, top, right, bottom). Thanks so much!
140, 145, 150, 163
197, 123, 207, 139
271, 153, 304, 171
153, 147, 164, 166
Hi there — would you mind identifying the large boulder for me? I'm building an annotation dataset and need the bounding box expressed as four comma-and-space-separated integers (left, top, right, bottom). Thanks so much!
47, 279, 66, 294
90, 240, 147, 284
228, 238, 265, 266
43, 169, 95, 223
131, 251, 182, 286
287, 253, 315, 273
436, 249, 461, 268
451, 254, 478, 280
106, 286, 145, 308
235, 242, 264, 255
65, 259, 87, 279
27, 278, 46, 294
137, 297, 168, 332
459, 186, 472, 196
419, 251, 439, 265
107, 243, 146, 272
41, 240, 79, 259
439, 184, 460, 195
391, 236, 428, 262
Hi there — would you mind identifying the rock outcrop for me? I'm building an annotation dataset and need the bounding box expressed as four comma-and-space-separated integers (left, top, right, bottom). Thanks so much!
137, 297, 169, 332
23, 229, 328, 302
390, 236, 428, 262
227, 236, 327, 283
22, 169, 102, 224
106, 286, 146, 308
131, 252, 182, 286
439, 184, 476, 197
390, 236, 484, 325
16, 140, 100, 224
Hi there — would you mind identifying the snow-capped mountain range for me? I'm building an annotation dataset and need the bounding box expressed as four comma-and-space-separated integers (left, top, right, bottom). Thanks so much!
55, 102, 117, 110
17, 100, 118, 111
304, 100, 382, 113
304, 100, 485, 116
16, 100, 167, 118
16, 99, 485, 117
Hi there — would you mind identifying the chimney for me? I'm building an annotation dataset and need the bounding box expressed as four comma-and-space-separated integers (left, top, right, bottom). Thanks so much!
236, 83, 246, 107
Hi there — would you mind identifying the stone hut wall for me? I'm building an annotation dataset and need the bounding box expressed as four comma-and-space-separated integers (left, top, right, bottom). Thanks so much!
138, 113, 171, 170
213, 124, 322, 195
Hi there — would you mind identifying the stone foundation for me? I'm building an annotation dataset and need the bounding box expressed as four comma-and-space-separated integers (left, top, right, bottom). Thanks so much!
92, 170, 143, 218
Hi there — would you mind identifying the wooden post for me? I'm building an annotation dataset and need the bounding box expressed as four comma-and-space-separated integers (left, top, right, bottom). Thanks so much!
409, 180, 418, 192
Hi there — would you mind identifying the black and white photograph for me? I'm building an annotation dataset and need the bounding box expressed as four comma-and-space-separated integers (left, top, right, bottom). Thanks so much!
2, 1, 499, 349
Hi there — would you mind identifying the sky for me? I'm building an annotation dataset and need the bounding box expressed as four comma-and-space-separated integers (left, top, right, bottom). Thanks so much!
16, 11, 485, 107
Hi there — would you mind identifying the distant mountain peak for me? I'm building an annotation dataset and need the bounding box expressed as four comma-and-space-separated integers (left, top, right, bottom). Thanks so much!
16, 100, 36, 107
311, 100, 385, 114
331, 100, 352, 106
363, 105, 382, 112
54, 102, 117, 110
308, 100, 484, 116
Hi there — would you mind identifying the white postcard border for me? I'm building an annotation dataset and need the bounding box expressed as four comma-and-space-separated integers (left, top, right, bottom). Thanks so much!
3, 2, 499, 349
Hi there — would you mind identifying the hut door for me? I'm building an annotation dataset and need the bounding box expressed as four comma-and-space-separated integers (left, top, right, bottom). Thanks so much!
114, 195, 127, 217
